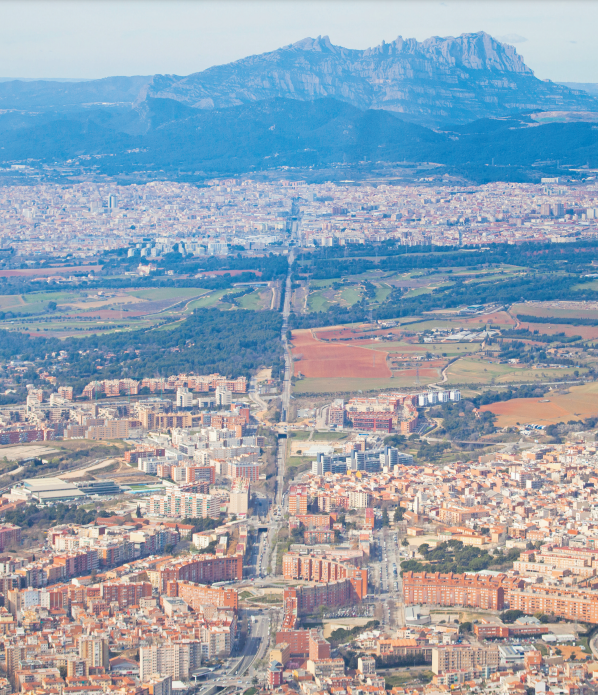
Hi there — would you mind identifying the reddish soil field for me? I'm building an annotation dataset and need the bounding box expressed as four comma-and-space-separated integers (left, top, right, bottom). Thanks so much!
481, 393, 598, 427
480, 384, 598, 427
0, 265, 101, 277
461, 311, 516, 326
292, 329, 391, 378
517, 321, 598, 340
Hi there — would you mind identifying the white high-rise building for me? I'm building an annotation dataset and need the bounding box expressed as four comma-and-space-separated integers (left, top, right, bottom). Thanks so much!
176, 387, 193, 408
215, 386, 232, 406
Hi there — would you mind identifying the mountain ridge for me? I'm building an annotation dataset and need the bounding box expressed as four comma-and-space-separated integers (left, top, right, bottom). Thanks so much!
2, 96, 598, 185
0, 32, 595, 126
143, 31, 598, 125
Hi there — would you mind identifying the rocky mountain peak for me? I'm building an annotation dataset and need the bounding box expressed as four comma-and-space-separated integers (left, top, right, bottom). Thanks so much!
141, 31, 598, 126
288, 35, 336, 53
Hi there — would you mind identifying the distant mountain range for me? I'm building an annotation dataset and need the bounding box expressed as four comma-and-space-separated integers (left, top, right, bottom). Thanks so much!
1, 32, 598, 125
142, 32, 598, 126
1, 31, 598, 181
0, 96, 594, 183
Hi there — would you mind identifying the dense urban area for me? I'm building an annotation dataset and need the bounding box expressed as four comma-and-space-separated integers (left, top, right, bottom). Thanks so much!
0, 177, 596, 260
1, 167, 598, 695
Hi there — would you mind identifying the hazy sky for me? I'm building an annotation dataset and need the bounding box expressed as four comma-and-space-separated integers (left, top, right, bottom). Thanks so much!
1, 0, 596, 82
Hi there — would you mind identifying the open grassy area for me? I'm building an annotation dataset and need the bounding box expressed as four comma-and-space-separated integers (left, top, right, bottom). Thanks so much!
289, 431, 312, 441
340, 287, 362, 306
293, 375, 435, 394
185, 289, 230, 310
0, 284, 280, 338
511, 302, 598, 320
310, 279, 336, 288
128, 288, 207, 300
402, 286, 434, 298
383, 671, 434, 687
308, 291, 332, 312
237, 290, 263, 310
446, 357, 587, 385
287, 455, 307, 468
285, 456, 311, 483
312, 431, 348, 441
375, 284, 392, 303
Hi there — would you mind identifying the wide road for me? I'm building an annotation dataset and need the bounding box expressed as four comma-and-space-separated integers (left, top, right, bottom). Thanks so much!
195, 614, 271, 695
233, 613, 271, 676
276, 250, 294, 506
370, 526, 406, 628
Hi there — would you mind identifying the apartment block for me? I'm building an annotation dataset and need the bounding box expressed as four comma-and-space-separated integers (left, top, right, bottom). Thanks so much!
509, 585, 598, 624
403, 571, 507, 611
166, 581, 238, 611
140, 642, 202, 681
431, 645, 499, 675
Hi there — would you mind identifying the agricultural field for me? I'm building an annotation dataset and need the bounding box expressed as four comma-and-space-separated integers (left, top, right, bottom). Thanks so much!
0, 265, 101, 278
292, 328, 391, 379
445, 356, 587, 386
293, 375, 430, 395
0, 285, 274, 338
480, 382, 598, 427
512, 301, 598, 320
290, 297, 597, 395
290, 307, 515, 393
289, 249, 598, 416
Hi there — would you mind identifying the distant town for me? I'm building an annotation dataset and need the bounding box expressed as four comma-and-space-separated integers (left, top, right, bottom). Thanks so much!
0, 178, 597, 264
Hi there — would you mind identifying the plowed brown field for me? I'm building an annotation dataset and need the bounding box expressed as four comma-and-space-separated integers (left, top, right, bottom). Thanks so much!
516, 321, 598, 340
461, 311, 517, 326
292, 329, 391, 378
480, 382, 598, 427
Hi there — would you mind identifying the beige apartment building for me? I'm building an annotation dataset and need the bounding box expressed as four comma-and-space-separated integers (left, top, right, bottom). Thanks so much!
431, 645, 499, 675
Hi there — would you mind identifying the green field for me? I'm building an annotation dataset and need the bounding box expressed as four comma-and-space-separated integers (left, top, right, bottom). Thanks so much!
238, 290, 264, 310
446, 357, 587, 385
340, 287, 362, 306
511, 302, 598, 319
181, 289, 230, 310
128, 288, 207, 300
374, 284, 392, 303
365, 343, 480, 357
308, 291, 332, 312
293, 375, 437, 394
310, 279, 336, 288
403, 286, 435, 298
0, 285, 252, 337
